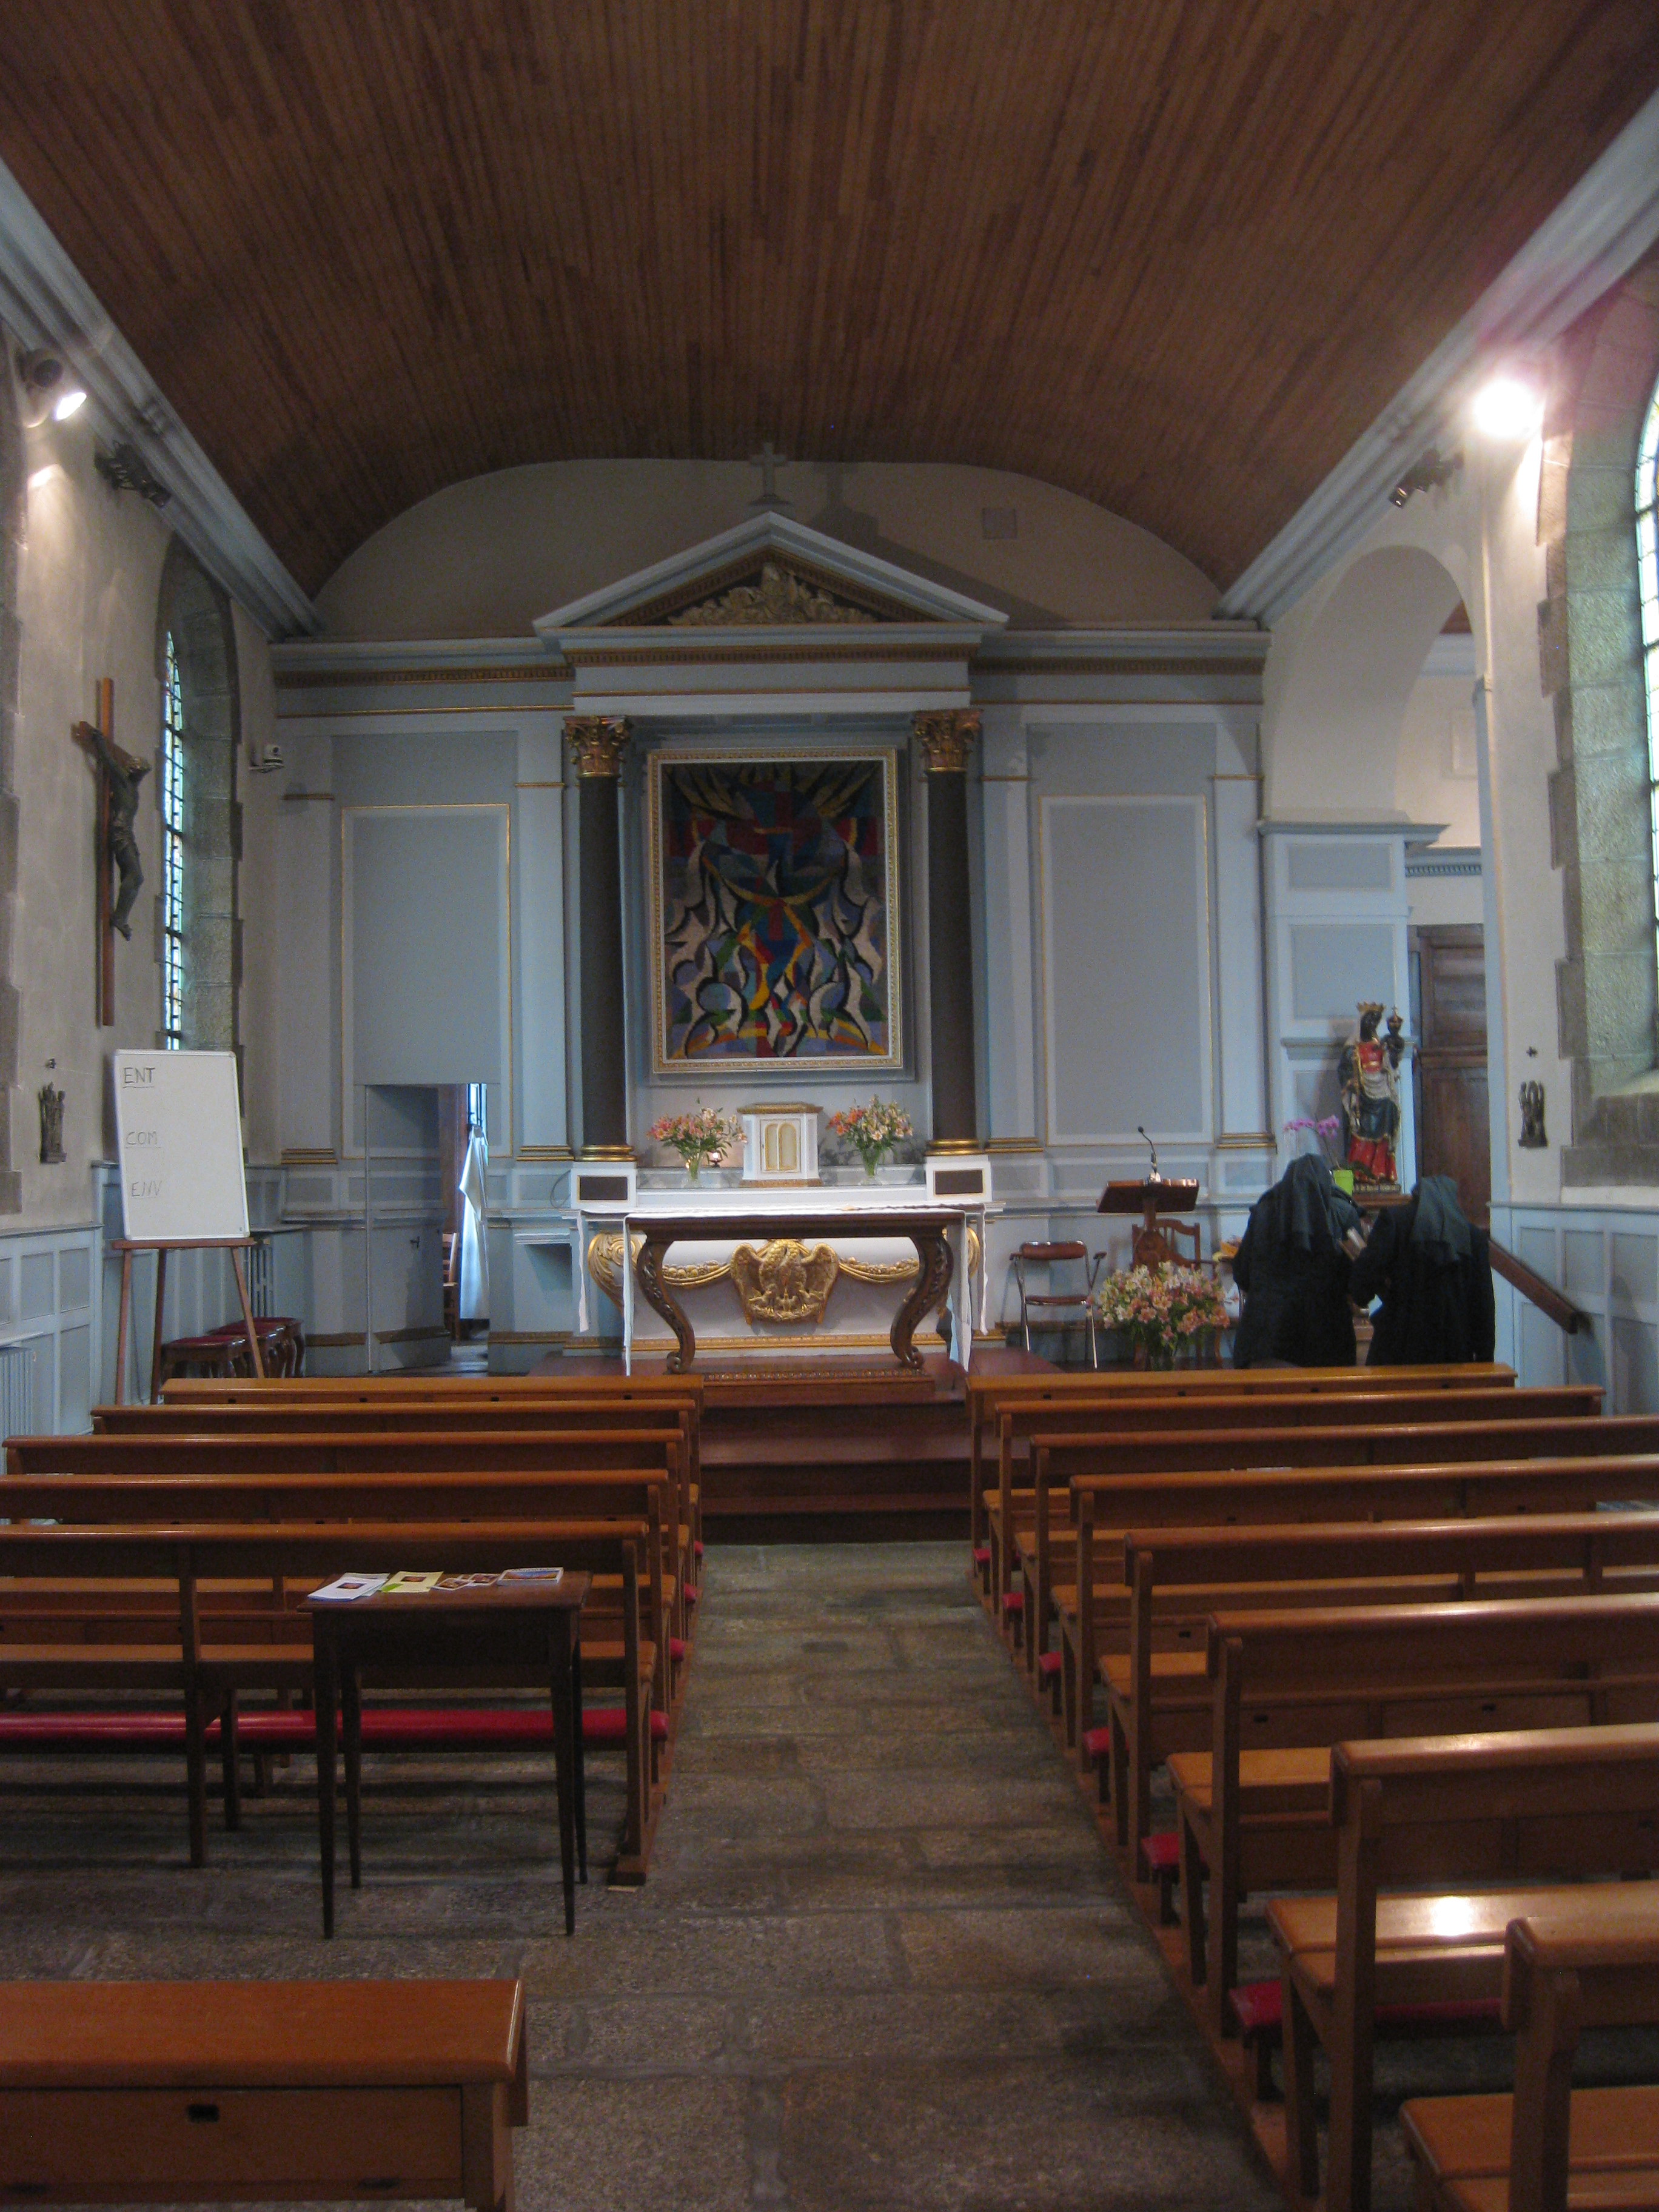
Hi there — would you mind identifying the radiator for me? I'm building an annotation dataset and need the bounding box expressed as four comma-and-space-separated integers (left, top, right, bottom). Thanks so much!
0, 1339, 38, 1440
244, 1239, 273, 1319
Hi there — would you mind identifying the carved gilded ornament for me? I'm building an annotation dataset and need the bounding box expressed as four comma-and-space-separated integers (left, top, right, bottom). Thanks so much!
912, 709, 979, 773
566, 716, 631, 777
668, 561, 876, 628
586, 1227, 979, 1322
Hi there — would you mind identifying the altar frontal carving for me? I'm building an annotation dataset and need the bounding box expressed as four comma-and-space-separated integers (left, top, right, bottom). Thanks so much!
585, 1227, 978, 1329
650, 752, 902, 1074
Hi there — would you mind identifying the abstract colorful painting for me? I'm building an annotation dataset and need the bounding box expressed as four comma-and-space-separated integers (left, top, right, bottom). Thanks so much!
650, 753, 902, 1071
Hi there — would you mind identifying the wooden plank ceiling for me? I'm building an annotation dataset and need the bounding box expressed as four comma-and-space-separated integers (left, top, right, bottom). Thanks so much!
2, 2, 1656, 603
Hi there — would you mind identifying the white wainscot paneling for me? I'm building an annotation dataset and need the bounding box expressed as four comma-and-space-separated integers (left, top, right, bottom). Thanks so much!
0, 1222, 100, 1434
1041, 795, 1211, 1146
1489, 1203, 1659, 1411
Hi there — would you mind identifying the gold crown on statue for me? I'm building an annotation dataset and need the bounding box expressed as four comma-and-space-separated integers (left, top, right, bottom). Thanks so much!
1356, 1000, 1386, 1017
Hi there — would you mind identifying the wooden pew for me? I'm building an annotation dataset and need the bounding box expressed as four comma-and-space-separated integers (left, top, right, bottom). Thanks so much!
1275, 1728, 1659, 2212
0, 1517, 652, 1875
0, 1977, 528, 2209
965, 1363, 1518, 1561
988, 1386, 1601, 1607
0, 1461, 682, 1724
10, 1425, 694, 1649
102, 1390, 705, 1563
1038, 1448, 1659, 1766
1019, 1412, 1659, 1663
1107, 1512, 1659, 1863
1168, 1592, 1659, 2033
1402, 1891, 1659, 2212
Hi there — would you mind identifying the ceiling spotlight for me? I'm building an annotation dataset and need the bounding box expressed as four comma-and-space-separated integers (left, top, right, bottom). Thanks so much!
1471, 373, 1543, 442
13, 345, 86, 431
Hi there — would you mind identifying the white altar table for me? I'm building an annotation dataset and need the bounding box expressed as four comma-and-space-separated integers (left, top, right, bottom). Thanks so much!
566, 1187, 996, 1372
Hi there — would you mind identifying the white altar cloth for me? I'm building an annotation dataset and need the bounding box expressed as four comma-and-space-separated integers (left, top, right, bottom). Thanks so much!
565, 1186, 996, 1370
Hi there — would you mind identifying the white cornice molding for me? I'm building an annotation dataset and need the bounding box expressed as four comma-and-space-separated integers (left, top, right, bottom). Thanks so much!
535, 512, 1011, 635
973, 623, 1269, 666
270, 637, 549, 677
1218, 86, 1659, 626
0, 153, 319, 640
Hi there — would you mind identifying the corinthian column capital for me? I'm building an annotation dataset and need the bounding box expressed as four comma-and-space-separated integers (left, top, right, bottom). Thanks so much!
566, 715, 631, 778
913, 709, 979, 774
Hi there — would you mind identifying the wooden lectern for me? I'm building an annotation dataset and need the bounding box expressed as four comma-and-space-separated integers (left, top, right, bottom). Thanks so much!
1098, 1178, 1202, 1267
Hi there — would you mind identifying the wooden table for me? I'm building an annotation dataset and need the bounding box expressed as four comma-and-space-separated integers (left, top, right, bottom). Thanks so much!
306, 1573, 590, 1939
625, 1207, 960, 1373
0, 1977, 527, 2207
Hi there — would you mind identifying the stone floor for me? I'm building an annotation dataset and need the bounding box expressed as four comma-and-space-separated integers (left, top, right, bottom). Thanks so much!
0, 1543, 1283, 2210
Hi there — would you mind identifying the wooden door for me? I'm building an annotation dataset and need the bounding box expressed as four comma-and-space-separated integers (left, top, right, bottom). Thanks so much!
1412, 924, 1490, 1225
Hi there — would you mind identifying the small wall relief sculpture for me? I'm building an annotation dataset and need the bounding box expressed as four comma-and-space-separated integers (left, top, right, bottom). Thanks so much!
1518, 1079, 1547, 1148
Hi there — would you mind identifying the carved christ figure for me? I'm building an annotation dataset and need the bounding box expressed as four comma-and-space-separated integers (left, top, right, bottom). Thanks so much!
73, 716, 150, 938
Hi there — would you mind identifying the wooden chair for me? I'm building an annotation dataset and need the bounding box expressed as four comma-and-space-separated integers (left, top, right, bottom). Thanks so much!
1012, 1241, 1104, 1366
1131, 1218, 1202, 1269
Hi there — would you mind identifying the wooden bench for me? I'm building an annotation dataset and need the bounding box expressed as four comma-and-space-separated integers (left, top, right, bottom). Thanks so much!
1168, 1592, 1659, 2031
0, 1459, 684, 1710
997, 1403, 1634, 1627
1044, 1455, 1659, 1783
1402, 1891, 1659, 2212
0, 1977, 526, 2208
1017, 1413, 1659, 1671
982, 1385, 1597, 1603
0, 1517, 654, 1877
116, 1386, 705, 1563
1105, 1512, 1659, 1865
10, 1424, 696, 1651
1274, 1728, 1659, 2212
964, 1364, 1518, 1563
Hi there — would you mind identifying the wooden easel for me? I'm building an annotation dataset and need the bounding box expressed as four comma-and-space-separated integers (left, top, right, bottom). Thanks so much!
110, 1236, 265, 1405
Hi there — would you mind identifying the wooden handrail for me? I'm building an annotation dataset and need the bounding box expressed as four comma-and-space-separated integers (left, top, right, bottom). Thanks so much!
1489, 1236, 1590, 1336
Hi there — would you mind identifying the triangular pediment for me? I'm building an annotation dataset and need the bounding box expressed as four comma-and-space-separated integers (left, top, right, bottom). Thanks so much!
535, 514, 1008, 638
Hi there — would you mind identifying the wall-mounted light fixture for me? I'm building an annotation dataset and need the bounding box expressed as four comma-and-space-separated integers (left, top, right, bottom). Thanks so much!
1389, 446, 1464, 508
13, 346, 87, 429
1470, 371, 1544, 442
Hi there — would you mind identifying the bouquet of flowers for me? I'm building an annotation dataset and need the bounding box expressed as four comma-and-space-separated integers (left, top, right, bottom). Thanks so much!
826, 1096, 913, 1176
1096, 1263, 1229, 1370
650, 1103, 743, 1178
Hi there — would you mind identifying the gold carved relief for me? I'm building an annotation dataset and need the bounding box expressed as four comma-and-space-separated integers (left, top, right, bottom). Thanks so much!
913, 708, 979, 773
586, 1233, 728, 1307
730, 1240, 840, 1324
668, 561, 876, 628
588, 1225, 979, 1322
566, 715, 631, 777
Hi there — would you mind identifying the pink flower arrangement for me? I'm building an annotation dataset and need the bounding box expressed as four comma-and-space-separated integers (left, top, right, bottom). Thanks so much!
650, 1103, 743, 1172
826, 1097, 913, 1175
1096, 1264, 1228, 1369
1284, 1114, 1343, 1168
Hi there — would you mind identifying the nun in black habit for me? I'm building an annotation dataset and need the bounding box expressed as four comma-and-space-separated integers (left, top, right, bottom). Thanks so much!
1230, 1155, 1364, 1368
1349, 1175, 1495, 1366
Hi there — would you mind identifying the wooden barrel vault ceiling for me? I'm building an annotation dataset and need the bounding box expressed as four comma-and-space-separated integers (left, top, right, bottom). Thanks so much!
2, 2, 1657, 604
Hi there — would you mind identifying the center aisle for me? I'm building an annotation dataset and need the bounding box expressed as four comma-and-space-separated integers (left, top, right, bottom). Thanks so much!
577, 1540, 1278, 2211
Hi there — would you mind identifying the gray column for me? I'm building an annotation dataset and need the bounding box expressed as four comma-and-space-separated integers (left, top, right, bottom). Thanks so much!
916, 710, 980, 1149
568, 716, 632, 1157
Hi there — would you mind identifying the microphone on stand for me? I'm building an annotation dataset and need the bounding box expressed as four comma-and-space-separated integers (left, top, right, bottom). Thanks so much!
1137, 1125, 1162, 1182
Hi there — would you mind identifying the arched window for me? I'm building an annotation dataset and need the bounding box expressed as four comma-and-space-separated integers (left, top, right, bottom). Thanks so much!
154, 543, 240, 1057
1641, 374, 1659, 968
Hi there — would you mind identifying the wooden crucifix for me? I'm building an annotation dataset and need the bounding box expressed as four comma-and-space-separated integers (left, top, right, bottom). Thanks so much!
72, 678, 149, 1027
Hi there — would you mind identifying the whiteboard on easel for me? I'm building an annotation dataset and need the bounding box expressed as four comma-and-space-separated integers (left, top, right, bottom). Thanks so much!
113, 1050, 249, 1243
